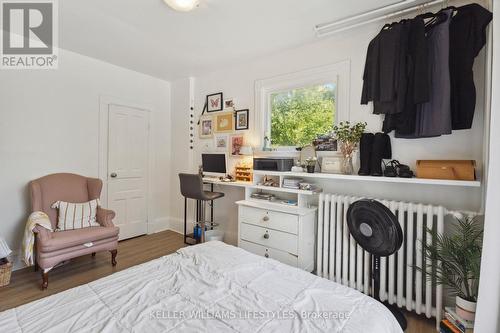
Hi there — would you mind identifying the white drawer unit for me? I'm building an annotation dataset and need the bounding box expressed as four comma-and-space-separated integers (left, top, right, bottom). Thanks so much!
240, 222, 298, 254
239, 205, 299, 234
237, 200, 317, 272
239, 240, 298, 267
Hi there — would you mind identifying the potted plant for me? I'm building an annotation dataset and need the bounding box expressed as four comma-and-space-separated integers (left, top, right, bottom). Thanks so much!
304, 157, 317, 173
418, 215, 483, 321
332, 121, 367, 174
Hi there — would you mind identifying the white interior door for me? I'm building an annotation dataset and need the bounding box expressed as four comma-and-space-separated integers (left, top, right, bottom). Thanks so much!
107, 104, 149, 240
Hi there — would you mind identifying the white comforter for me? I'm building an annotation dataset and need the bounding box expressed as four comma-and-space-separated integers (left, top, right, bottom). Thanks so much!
0, 241, 402, 333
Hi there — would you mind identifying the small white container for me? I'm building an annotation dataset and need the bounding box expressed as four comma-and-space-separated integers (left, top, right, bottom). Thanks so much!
205, 230, 224, 242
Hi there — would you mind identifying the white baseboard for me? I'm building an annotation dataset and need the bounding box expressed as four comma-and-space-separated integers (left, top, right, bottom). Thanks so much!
148, 217, 170, 234
167, 216, 194, 235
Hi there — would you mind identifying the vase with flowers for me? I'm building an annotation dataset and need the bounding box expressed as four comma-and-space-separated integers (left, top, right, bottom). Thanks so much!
332, 121, 367, 175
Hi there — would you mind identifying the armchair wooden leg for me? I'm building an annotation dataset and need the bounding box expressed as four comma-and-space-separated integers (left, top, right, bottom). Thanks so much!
41, 271, 48, 290
110, 250, 117, 266
91, 252, 96, 257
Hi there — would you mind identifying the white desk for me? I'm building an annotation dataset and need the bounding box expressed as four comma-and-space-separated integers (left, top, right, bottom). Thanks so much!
202, 178, 251, 188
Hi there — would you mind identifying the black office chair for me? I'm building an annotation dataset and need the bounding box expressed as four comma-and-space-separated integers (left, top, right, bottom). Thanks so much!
179, 173, 224, 244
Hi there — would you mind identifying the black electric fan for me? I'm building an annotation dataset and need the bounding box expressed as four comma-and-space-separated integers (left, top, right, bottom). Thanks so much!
347, 199, 407, 331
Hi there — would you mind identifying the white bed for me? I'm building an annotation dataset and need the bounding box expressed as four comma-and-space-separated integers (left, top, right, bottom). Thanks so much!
0, 241, 402, 333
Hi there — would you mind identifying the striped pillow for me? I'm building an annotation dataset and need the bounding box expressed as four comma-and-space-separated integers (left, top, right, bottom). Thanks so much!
51, 199, 101, 231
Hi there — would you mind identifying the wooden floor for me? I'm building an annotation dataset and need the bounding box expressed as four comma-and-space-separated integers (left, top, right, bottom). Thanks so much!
0, 230, 435, 332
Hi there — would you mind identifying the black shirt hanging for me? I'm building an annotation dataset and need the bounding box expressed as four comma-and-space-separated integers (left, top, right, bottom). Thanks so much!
382, 17, 429, 135
449, 4, 492, 130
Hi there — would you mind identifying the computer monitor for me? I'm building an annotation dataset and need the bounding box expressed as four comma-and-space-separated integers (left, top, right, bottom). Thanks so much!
202, 153, 227, 176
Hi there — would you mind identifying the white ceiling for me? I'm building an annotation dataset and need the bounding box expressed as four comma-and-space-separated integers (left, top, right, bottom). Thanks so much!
60, 0, 403, 80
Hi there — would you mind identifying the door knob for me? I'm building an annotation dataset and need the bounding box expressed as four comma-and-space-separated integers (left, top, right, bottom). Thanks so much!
264, 253, 269, 258
263, 232, 270, 239
110, 172, 117, 178
263, 215, 269, 222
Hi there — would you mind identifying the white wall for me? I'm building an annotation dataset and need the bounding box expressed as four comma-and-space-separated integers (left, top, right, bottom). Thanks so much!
0, 48, 172, 269
475, 0, 500, 331
169, 9, 488, 245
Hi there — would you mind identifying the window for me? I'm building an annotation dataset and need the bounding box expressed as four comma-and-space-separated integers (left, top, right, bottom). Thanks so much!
256, 61, 349, 150
269, 83, 336, 147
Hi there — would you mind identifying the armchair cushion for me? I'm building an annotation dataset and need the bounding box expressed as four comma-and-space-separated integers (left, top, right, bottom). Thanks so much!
38, 226, 119, 253
51, 199, 100, 231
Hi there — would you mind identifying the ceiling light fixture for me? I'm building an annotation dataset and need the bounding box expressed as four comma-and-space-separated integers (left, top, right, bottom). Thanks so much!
163, 0, 200, 12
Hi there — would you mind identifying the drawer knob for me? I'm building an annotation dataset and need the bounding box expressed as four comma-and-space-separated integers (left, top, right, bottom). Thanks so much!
263, 215, 269, 222
263, 232, 270, 239
264, 253, 269, 258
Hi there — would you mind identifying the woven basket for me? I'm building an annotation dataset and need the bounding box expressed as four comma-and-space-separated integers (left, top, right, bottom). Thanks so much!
0, 261, 12, 287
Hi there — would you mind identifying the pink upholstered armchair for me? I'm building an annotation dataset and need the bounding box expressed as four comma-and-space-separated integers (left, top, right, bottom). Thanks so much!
30, 173, 119, 289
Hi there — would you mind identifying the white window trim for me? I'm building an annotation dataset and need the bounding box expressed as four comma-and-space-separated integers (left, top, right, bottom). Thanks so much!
254, 60, 351, 150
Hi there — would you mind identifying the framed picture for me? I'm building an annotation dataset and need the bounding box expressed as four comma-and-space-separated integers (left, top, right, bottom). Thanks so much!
214, 134, 228, 152
230, 134, 244, 156
224, 98, 235, 110
235, 109, 249, 130
214, 111, 234, 133
199, 115, 213, 138
321, 156, 343, 174
207, 92, 223, 112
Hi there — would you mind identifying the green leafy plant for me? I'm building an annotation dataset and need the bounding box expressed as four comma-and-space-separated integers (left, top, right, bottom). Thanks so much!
332, 121, 366, 157
418, 215, 483, 302
305, 157, 318, 167
332, 121, 367, 143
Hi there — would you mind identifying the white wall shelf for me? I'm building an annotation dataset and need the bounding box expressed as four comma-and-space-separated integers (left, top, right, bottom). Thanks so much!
250, 184, 320, 195
253, 170, 481, 188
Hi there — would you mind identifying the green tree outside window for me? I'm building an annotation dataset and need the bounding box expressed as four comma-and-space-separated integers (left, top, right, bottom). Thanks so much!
270, 83, 336, 147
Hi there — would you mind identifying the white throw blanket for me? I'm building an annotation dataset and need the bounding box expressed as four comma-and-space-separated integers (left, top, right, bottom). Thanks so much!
22, 212, 52, 266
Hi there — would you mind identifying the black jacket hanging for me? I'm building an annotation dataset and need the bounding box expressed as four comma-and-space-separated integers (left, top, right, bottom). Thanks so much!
382, 17, 429, 135
449, 4, 492, 130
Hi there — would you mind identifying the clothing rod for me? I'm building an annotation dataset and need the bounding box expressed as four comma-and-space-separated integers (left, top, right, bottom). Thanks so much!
315, 0, 418, 31
315, 0, 448, 37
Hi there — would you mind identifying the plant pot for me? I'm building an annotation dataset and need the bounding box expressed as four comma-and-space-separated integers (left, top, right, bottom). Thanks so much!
306, 165, 315, 173
456, 296, 477, 321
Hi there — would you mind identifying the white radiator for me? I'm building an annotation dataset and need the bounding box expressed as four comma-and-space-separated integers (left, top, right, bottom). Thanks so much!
316, 193, 446, 329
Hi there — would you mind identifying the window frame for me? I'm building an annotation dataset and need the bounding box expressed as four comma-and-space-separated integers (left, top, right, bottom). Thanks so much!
255, 60, 351, 151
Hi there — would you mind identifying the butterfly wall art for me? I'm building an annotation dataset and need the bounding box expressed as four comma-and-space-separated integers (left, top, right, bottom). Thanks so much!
207, 92, 223, 112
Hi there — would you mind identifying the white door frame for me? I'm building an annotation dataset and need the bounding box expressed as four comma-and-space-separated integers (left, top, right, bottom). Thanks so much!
98, 94, 154, 235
